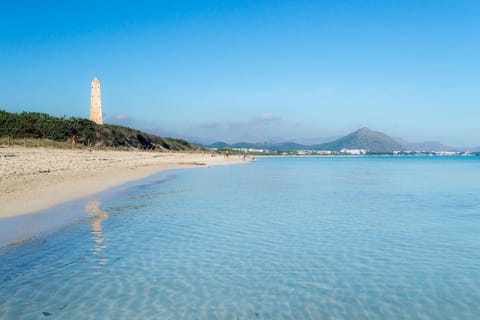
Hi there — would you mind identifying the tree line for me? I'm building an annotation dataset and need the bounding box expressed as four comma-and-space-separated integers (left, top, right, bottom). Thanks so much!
0, 110, 199, 151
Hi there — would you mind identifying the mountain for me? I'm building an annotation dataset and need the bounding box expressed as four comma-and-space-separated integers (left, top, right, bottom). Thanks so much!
292, 135, 341, 145
394, 137, 463, 152
314, 127, 403, 152
402, 141, 457, 152
205, 128, 403, 152
204, 128, 468, 153
205, 141, 309, 151
232, 142, 308, 151
208, 141, 230, 149
0, 110, 202, 151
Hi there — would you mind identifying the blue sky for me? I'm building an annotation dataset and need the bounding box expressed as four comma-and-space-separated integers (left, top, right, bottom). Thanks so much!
1, 0, 479, 145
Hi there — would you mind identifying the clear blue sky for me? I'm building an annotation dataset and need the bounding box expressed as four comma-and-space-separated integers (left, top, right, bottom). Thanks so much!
1, 0, 479, 145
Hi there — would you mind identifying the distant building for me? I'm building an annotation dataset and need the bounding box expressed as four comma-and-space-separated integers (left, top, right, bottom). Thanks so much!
316, 150, 332, 155
90, 77, 103, 124
340, 148, 367, 155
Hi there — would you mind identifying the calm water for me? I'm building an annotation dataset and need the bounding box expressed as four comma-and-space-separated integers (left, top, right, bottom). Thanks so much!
1, 156, 480, 319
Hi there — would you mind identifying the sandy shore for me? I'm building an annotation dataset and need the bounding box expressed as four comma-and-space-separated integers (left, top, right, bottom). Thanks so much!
0, 147, 246, 219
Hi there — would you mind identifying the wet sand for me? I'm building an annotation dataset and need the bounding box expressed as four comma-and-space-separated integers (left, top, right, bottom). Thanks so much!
0, 147, 245, 219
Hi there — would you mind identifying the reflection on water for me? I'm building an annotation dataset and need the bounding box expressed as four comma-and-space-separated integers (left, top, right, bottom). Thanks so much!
2, 158, 480, 319
85, 201, 109, 274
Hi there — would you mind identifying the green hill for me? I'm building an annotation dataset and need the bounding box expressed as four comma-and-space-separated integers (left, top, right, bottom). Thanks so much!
0, 110, 201, 151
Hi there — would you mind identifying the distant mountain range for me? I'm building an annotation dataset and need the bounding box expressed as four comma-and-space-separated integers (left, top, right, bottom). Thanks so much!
204, 127, 468, 153
394, 138, 458, 152
208, 141, 308, 151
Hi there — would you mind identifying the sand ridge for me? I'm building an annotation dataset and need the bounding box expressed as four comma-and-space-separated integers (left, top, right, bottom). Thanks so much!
0, 147, 247, 219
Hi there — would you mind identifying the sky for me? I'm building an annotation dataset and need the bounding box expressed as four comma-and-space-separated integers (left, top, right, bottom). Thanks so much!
0, 0, 479, 146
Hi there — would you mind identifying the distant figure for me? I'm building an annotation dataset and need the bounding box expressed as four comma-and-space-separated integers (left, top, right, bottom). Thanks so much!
71, 135, 77, 149
225, 149, 230, 158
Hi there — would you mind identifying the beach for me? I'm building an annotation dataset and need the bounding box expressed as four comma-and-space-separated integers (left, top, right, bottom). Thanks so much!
0, 147, 245, 219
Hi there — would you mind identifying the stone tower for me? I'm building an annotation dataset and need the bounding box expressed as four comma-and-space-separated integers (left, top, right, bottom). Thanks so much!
90, 77, 103, 125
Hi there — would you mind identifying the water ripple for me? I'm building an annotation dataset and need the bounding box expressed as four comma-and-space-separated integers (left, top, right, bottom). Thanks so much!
1, 157, 480, 319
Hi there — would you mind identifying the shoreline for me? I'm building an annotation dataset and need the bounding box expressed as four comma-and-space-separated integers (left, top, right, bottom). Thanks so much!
0, 147, 247, 220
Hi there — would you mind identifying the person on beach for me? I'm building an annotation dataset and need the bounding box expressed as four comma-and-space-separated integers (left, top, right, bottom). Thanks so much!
71, 135, 77, 149
225, 149, 230, 158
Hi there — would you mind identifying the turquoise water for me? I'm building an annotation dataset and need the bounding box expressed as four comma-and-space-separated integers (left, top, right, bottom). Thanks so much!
1, 156, 480, 319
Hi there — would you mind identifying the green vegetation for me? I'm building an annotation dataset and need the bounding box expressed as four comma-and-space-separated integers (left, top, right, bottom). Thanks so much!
0, 110, 202, 151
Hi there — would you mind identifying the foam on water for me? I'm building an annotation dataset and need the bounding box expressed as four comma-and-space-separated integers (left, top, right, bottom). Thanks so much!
1, 156, 480, 319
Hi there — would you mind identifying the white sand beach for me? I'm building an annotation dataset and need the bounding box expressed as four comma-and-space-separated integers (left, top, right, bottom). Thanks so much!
0, 147, 246, 219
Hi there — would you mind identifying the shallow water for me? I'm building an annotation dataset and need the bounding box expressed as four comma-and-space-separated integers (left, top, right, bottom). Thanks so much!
1, 156, 480, 319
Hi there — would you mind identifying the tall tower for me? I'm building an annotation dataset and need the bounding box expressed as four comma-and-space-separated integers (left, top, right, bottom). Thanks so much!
90, 77, 103, 124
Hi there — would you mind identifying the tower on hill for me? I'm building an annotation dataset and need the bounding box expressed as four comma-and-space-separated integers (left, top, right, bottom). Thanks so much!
90, 77, 103, 125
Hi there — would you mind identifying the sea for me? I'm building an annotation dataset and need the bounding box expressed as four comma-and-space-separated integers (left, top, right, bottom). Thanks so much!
1, 156, 479, 319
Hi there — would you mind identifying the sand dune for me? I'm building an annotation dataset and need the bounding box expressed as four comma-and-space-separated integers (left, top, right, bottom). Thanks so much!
0, 147, 246, 219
